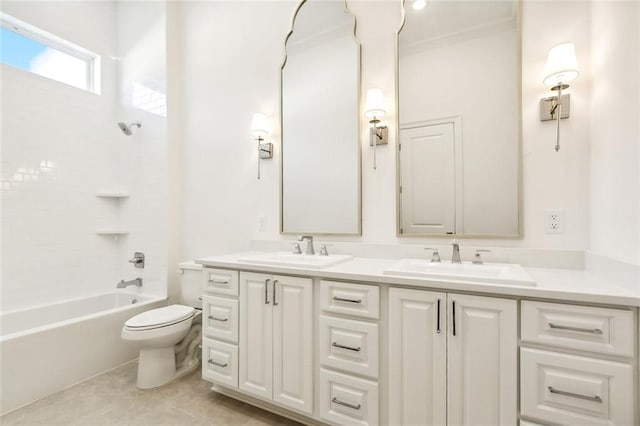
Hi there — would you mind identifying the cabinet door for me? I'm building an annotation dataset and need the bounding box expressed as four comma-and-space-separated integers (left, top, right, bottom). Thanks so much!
239, 272, 273, 400
388, 288, 447, 426
447, 294, 517, 426
272, 275, 313, 414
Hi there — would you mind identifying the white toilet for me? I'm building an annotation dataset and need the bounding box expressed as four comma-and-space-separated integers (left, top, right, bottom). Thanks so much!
121, 261, 203, 389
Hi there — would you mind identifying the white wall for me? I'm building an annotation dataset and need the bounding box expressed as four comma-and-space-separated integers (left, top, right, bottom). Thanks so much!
0, 1, 120, 310
177, 0, 594, 268
590, 0, 640, 266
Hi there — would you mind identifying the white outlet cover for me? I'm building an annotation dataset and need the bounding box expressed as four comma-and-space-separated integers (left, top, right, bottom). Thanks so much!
545, 209, 564, 234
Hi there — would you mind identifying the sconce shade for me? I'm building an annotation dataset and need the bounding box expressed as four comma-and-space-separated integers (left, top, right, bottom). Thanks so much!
543, 43, 579, 86
412, 0, 427, 11
251, 113, 269, 138
365, 88, 386, 118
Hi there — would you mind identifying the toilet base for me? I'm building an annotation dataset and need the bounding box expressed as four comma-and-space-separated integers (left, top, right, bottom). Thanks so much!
134, 322, 202, 390
137, 347, 176, 389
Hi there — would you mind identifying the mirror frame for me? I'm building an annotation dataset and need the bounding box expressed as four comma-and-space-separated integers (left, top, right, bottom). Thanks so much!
279, 0, 363, 236
394, 0, 524, 239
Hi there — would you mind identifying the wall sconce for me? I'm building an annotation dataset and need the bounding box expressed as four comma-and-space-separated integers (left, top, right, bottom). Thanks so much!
365, 88, 388, 170
251, 112, 273, 180
540, 42, 579, 152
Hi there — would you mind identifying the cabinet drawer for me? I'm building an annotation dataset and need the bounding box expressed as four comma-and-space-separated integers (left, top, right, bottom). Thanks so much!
202, 338, 238, 388
202, 295, 238, 343
320, 280, 379, 319
320, 368, 378, 426
320, 316, 379, 379
521, 301, 634, 357
202, 268, 239, 296
521, 348, 634, 426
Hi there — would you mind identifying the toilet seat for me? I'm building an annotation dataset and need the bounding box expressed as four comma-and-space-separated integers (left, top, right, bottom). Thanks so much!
125, 305, 195, 331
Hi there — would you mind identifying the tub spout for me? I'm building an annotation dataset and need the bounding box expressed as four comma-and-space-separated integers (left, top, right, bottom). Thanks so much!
117, 278, 142, 288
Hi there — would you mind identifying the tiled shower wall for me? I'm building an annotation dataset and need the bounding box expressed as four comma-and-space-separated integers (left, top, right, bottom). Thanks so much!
0, 1, 168, 311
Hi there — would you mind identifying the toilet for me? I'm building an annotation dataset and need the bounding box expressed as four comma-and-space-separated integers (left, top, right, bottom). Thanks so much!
121, 261, 203, 389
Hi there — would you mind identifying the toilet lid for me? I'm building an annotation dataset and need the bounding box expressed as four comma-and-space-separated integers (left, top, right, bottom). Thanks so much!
125, 305, 195, 329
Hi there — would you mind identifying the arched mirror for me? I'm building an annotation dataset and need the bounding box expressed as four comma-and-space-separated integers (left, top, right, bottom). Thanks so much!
397, 0, 521, 237
281, 0, 361, 235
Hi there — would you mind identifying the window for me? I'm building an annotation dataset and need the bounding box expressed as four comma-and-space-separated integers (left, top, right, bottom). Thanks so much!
0, 13, 100, 93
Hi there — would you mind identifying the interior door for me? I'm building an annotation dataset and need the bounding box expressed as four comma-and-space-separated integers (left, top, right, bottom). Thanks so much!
388, 288, 447, 426
239, 272, 273, 400
272, 275, 313, 414
400, 123, 456, 234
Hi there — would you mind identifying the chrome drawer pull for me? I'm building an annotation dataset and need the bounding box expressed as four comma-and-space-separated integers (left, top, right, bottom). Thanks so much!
332, 342, 361, 352
548, 386, 602, 403
333, 296, 362, 304
331, 397, 361, 410
208, 359, 228, 368
209, 278, 229, 284
208, 315, 228, 322
548, 323, 603, 334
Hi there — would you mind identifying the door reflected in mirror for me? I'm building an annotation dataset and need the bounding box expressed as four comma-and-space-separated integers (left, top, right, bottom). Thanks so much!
281, 0, 361, 235
397, 0, 521, 236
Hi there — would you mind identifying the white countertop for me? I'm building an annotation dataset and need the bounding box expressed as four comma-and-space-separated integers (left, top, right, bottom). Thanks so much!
196, 252, 640, 307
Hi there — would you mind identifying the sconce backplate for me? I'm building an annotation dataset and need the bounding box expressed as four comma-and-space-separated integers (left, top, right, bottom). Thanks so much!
259, 142, 273, 159
540, 94, 570, 121
369, 126, 389, 146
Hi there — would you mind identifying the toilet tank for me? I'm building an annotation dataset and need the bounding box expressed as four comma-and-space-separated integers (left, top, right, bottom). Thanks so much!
178, 261, 203, 309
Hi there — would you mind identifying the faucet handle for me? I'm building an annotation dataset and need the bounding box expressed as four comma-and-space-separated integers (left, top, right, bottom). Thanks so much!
319, 244, 332, 256
424, 248, 441, 263
473, 249, 491, 265
291, 243, 302, 255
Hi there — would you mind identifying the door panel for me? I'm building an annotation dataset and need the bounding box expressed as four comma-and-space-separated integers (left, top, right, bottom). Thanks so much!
388, 288, 447, 426
400, 123, 456, 234
447, 294, 517, 426
239, 272, 273, 400
272, 275, 313, 414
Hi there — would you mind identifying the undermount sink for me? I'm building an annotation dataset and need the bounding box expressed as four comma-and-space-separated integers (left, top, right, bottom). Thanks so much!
384, 258, 536, 286
238, 252, 353, 269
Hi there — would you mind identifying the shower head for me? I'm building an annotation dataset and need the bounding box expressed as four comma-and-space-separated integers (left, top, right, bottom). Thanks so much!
117, 121, 142, 136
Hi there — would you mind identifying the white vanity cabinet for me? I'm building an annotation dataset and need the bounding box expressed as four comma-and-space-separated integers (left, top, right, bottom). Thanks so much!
239, 272, 313, 415
388, 288, 518, 426
198, 257, 638, 426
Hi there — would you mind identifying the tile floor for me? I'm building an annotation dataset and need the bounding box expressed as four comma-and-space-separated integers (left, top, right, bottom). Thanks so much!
0, 362, 301, 425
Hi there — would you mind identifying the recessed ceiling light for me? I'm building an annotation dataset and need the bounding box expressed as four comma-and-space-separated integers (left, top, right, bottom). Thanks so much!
412, 0, 427, 11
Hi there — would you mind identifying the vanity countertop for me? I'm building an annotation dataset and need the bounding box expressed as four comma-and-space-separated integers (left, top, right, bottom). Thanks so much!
196, 252, 640, 307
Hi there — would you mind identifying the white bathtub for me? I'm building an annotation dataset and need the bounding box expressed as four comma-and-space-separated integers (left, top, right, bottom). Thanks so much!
0, 292, 166, 415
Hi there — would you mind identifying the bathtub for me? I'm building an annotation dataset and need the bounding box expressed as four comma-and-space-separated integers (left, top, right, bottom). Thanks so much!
0, 292, 166, 415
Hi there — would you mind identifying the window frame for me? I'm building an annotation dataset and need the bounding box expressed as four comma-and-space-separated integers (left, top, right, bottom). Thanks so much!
0, 12, 101, 94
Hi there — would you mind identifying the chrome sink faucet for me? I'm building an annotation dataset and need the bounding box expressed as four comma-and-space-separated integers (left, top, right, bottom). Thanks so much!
451, 240, 462, 264
298, 235, 315, 255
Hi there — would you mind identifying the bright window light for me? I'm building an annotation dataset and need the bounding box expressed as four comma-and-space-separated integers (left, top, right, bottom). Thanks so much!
0, 13, 100, 93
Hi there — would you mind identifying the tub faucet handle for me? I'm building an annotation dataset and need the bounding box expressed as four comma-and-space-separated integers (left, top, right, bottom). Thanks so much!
128, 252, 145, 268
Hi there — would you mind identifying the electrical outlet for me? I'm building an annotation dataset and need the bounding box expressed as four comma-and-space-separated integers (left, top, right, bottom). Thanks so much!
258, 215, 266, 232
545, 210, 564, 234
